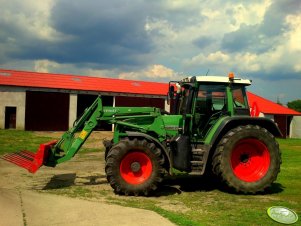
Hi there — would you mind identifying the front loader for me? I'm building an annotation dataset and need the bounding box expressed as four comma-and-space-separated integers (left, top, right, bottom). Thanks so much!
1, 73, 282, 195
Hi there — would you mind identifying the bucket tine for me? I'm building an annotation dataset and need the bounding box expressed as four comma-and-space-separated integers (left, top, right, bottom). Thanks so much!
1, 152, 33, 168
0, 140, 57, 173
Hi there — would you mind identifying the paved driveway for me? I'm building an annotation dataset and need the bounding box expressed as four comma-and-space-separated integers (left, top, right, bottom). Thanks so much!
0, 154, 175, 226
0, 188, 174, 226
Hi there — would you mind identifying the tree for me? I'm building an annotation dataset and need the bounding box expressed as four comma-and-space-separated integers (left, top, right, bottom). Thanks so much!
287, 99, 301, 113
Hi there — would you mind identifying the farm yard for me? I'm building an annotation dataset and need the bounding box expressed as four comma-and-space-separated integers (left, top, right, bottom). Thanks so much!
0, 130, 300, 226
1, 2, 301, 225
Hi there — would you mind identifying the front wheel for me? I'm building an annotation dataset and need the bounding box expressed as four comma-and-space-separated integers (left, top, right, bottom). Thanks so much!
212, 125, 281, 193
105, 138, 165, 196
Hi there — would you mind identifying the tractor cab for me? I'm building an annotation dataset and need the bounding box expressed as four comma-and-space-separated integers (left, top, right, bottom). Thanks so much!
168, 73, 252, 138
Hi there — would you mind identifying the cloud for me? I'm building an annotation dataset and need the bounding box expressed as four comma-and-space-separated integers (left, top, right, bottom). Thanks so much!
184, 51, 261, 76
1, 0, 158, 68
0, 0, 56, 64
286, 14, 301, 53
221, 24, 273, 53
34, 59, 60, 73
0, 0, 58, 41
260, 0, 301, 36
184, 0, 301, 82
193, 36, 215, 49
119, 64, 180, 81
0, 0, 300, 103
221, 0, 301, 54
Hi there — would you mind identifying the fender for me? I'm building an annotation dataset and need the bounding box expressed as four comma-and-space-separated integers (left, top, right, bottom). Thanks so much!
208, 116, 282, 147
125, 131, 172, 171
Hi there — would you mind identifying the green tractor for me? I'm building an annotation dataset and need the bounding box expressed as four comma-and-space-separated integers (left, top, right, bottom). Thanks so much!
2, 74, 281, 195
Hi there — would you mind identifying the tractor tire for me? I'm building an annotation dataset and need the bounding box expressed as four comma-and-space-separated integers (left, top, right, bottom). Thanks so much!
212, 125, 281, 193
105, 138, 165, 196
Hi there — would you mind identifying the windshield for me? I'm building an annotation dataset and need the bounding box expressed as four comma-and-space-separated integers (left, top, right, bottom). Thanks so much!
196, 84, 227, 114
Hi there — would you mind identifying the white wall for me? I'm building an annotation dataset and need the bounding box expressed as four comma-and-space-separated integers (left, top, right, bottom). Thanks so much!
69, 93, 78, 128
164, 98, 170, 112
290, 116, 301, 138
0, 89, 26, 129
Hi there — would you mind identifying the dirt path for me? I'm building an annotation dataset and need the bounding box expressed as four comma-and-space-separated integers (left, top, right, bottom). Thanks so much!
0, 139, 175, 226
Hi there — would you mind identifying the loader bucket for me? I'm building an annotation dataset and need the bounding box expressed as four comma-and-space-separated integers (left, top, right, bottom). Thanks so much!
1, 140, 57, 173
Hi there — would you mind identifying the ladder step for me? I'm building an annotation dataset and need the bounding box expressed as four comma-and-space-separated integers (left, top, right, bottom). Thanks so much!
190, 161, 204, 172
192, 149, 205, 160
189, 171, 202, 176
190, 145, 209, 176
192, 149, 205, 154
191, 161, 204, 165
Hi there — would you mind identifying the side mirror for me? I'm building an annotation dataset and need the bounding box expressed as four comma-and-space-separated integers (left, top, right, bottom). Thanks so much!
167, 85, 175, 105
167, 86, 175, 105
169, 86, 175, 99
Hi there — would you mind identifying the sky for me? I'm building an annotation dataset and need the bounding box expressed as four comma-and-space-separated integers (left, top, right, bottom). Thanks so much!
0, 0, 300, 104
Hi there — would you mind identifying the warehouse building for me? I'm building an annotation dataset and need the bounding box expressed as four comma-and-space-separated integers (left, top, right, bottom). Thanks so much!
248, 92, 301, 138
0, 68, 300, 138
0, 69, 168, 131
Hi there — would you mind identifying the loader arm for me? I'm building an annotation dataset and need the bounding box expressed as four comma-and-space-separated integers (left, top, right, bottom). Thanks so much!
50, 97, 161, 166
1, 96, 162, 172
1, 97, 104, 172
48, 97, 104, 165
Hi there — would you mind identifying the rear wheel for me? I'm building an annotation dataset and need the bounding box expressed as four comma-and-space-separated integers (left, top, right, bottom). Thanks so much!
212, 125, 281, 193
105, 138, 165, 196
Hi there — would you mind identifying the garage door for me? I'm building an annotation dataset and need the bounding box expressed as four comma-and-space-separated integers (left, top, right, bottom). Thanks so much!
115, 96, 164, 108
25, 91, 69, 131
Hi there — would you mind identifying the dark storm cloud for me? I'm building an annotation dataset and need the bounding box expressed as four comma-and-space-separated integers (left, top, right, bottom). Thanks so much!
221, 24, 273, 53
260, 0, 301, 36
221, 0, 301, 53
7, 0, 161, 68
193, 36, 215, 49
248, 69, 301, 82
2, 0, 206, 69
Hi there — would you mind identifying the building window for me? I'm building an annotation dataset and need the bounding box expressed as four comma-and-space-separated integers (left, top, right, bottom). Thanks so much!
5, 106, 16, 129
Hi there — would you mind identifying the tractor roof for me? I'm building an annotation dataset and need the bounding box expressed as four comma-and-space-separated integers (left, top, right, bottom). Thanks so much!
181, 76, 252, 85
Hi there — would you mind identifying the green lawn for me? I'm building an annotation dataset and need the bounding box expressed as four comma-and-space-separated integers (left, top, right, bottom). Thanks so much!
109, 138, 301, 226
0, 130, 55, 154
0, 130, 100, 155
0, 130, 300, 226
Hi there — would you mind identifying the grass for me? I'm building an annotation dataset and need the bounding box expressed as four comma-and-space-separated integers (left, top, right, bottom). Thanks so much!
0, 130, 55, 154
1, 130, 300, 226
0, 130, 103, 155
110, 138, 301, 226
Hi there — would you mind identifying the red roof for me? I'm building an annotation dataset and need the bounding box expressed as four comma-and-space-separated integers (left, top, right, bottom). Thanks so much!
1, 68, 300, 116
247, 92, 301, 115
0, 68, 168, 96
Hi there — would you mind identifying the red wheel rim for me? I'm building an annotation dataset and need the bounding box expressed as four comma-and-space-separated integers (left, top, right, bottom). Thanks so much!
120, 152, 152, 185
231, 138, 270, 182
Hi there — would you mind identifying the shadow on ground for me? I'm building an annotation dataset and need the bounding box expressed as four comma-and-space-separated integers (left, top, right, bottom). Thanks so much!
34, 173, 284, 196
38, 173, 107, 190
156, 175, 284, 196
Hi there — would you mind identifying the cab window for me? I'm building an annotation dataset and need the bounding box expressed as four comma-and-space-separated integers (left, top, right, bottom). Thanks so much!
232, 86, 249, 109
232, 85, 250, 115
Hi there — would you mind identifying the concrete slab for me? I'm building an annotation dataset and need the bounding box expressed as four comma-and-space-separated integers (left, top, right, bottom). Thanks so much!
0, 189, 175, 226
0, 189, 24, 226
